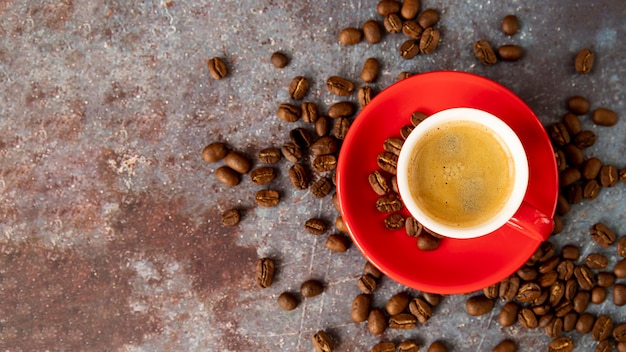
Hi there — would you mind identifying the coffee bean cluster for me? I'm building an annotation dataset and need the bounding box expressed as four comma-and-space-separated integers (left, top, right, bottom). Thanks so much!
473, 14, 523, 66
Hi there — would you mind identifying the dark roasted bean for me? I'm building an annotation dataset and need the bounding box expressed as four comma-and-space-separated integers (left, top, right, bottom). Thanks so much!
250, 166, 276, 185
501, 15, 519, 35
590, 223, 617, 247
575, 48, 594, 74
202, 142, 229, 162
465, 295, 494, 316
255, 189, 280, 207
351, 293, 372, 323
312, 330, 334, 352
363, 19, 383, 44
270, 51, 289, 68
419, 27, 440, 54
256, 258, 275, 288
326, 76, 355, 96
277, 292, 299, 311
474, 40, 497, 66
288, 76, 309, 100
338, 27, 362, 45
207, 57, 228, 79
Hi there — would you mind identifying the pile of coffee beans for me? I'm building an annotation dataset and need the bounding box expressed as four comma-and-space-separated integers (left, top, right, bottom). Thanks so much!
473, 14, 523, 66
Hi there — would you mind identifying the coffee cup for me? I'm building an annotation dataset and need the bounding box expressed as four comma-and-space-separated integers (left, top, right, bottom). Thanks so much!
396, 107, 553, 240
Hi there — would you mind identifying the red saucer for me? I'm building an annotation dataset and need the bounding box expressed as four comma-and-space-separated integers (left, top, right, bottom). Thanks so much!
336, 71, 558, 294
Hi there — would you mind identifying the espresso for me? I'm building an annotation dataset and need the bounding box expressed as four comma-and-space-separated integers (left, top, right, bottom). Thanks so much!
407, 120, 515, 228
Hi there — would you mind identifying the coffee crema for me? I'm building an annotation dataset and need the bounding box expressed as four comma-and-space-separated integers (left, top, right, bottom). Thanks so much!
406, 120, 515, 228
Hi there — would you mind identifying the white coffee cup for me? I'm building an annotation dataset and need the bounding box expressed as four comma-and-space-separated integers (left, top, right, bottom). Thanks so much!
396, 107, 529, 239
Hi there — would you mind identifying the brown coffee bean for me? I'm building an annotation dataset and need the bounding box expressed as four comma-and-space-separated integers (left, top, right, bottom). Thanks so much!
325, 234, 350, 252
577, 313, 596, 334
377, 0, 401, 15
368, 170, 390, 196
573, 290, 591, 313
417, 232, 440, 250
301, 279, 324, 298
599, 164, 618, 187
277, 292, 299, 311
557, 260, 575, 281
418, 8, 439, 28
270, 51, 289, 68
586, 253, 609, 270
533, 289, 549, 306
567, 95, 590, 114
207, 57, 227, 79
564, 144, 584, 166
555, 150, 567, 172
371, 341, 396, 352
614, 323, 626, 342
596, 340, 615, 352
385, 292, 410, 315
288, 76, 309, 100
358, 274, 377, 294
575, 48, 594, 74
364, 261, 383, 279
591, 286, 606, 304
300, 102, 319, 124
363, 19, 383, 44
410, 111, 428, 126
361, 58, 380, 83
616, 259, 626, 278
423, 292, 442, 307
256, 258, 275, 288
400, 124, 414, 139
400, 39, 420, 59
465, 295, 494, 316
574, 130, 597, 148
592, 107, 619, 126
338, 27, 362, 45
312, 330, 334, 352
255, 189, 280, 207
497, 45, 523, 61
335, 216, 348, 233
619, 236, 626, 258
277, 103, 302, 122
383, 13, 403, 34
402, 21, 423, 39
575, 265, 596, 290
548, 336, 574, 352
518, 308, 538, 329
533, 303, 551, 316
310, 136, 337, 157
215, 166, 240, 186
313, 155, 337, 173
499, 276, 521, 302
539, 256, 561, 274
304, 218, 327, 236
326, 76, 355, 96
483, 283, 500, 299
332, 117, 351, 140
561, 113, 583, 136
281, 142, 302, 163
590, 223, 617, 247
288, 163, 309, 190
328, 101, 355, 118
597, 271, 616, 287
257, 147, 281, 164
311, 177, 333, 198
314, 116, 330, 137
539, 313, 556, 328
250, 167, 276, 185
202, 142, 229, 162
377, 151, 398, 174
427, 341, 448, 352
351, 294, 372, 323
583, 179, 602, 200
618, 342, 626, 352
401, 0, 419, 19
564, 279, 578, 301
368, 308, 387, 335
592, 315, 613, 341
224, 151, 251, 174
397, 71, 413, 81
554, 299, 574, 318
221, 208, 241, 226
501, 15, 519, 35
548, 122, 571, 146
559, 167, 581, 187
545, 318, 563, 339
383, 137, 404, 156
498, 301, 519, 327
563, 312, 578, 332
289, 128, 312, 148
419, 27, 440, 54
376, 193, 403, 213
553, 214, 563, 234
408, 297, 432, 323
358, 86, 374, 108
582, 158, 602, 180
516, 282, 542, 302
398, 339, 420, 352
384, 213, 405, 230
474, 40, 497, 66
389, 313, 418, 329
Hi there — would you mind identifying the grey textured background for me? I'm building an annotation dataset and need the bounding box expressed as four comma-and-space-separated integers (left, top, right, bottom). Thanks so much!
0, 0, 625, 351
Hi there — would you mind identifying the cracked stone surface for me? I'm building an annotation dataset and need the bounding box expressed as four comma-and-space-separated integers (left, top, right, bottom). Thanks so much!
0, 0, 625, 351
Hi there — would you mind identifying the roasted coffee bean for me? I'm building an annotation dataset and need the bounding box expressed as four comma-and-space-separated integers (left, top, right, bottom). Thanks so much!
288, 163, 309, 190
562, 113, 582, 135
474, 40, 497, 66
311, 177, 333, 198
548, 122, 570, 146
592, 315, 613, 341
599, 164, 618, 187
288, 76, 309, 100
567, 95, 590, 114
326, 76, 355, 96
539, 256, 561, 274
597, 271, 616, 287
358, 86, 374, 108
573, 290, 591, 313
258, 147, 281, 164
364, 261, 383, 279
310, 136, 338, 157
282, 142, 302, 162
301, 102, 319, 123
290, 127, 312, 148
402, 21, 423, 39
256, 258, 275, 288
618, 342, 626, 352
301, 279, 324, 298
575, 48, 594, 74
553, 214, 563, 234
377, 151, 398, 174
583, 180, 601, 200
592, 107, 619, 126
368, 308, 387, 335
277, 292, 299, 311
483, 283, 500, 299
539, 313, 556, 328
615, 323, 626, 342
397, 71, 413, 80
389, 313, 418, 329
361, 58, 380, 82
271, 51, 289, 68
533, 303, 551, 316
385, 292, 410, 315
517, 282, 542, 302
409, 297, 432, 323
255, 189, 280, 207
465, 295, 494, 316
383, 137, 404, 155
363, 19, 383, 44
619, 237, 626, 258
590, 223, 617, 247
539, 242, 557, 262
616, 259, 626, 278
427, 341, 448, 352
417, 232, 440, 250
565, 279, 578, 301
313, 155, 337, 172
582, 158, 602, 180
586, 253, 609, 270
561, 244, 580, 260
419, 27, 440, 54
315, 116, 330, 137
335, 216, 348, 233
368, 170, 390, 195
391, 176, 399, 193
351, 294, 372, 323
338, 27, 362, 45
384, 213, 405, 230
400, 39, 420, 59
574, 130, 597, 148
555, 150, 567, 171
376, 193, 403, 212
559, 167, 581, 187
312, 330, 334, 352
202, 142, 229, 162
224, 151, 251, 174
501, 15, 519, 35
207, 57, 227, 79
358, 274, 377, 294
221, 208, 241, 226
575, 265, 596, 290
398, 339, 420, 352
546, 318, 564, 339
548, 336, 574, 352
383, 13, 403, 34
400, 124, 414, 139
215, 166, 240, 186
577, 313, 596, 334
376, 0, 401, 16
411, 111, 428, 126
423, 292, 442, 307
564, 144, 584, 166
418, 8, 440, 28
250, 167, 276, 185
557, 260, 574, 281
498, 301, 519, 327
371, 341, 396, 352
405, 217, 423, 237
533, 289, 549, 307
596, 340, 615, 352
499, 276, 521, 302
591, 286, 606, 304
563, 312, 578, 332
305, 218, 328, 236
518, 308, 538, 329
277, 103, 302, 122
497, 45, 523, 61
333, 117, 351, 140
401, 0, 420, 19
325, 234, 350, 252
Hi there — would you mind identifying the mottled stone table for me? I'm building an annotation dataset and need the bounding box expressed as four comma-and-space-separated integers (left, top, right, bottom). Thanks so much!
1, 0, 625, 351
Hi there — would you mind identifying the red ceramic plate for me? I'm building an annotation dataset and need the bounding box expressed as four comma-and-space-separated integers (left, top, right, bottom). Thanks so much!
336, 71, 558, 294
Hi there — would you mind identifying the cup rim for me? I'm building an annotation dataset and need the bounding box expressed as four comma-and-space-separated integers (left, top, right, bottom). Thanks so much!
396, 107, 529, 239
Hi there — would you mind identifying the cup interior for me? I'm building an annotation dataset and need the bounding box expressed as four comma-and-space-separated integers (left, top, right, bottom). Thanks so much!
397, 108, 529, 239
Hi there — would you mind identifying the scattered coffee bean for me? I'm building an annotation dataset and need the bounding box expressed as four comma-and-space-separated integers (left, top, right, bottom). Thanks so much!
376, 193, 403, 212
409, 297, 433, 323
583, 179, 602, 200
277, 291, 299, 311
539, 313, 556, 329
562, 113, 582, 135
427, 341, 448, 352
574, 265, 596, 290
250, 166, 276, 185
398, 339, 420, 352
501, 15, 519, 35
418, 9, 440, 28
465, 295, 494, 316
618, 342, 626, 352
573, 290, 591, 313
358, 274, 378, 294
312, 330, 334, 352
493, 339, 517, 352
615, 259, 626, 278
255, 189, 280, 207
518, 308, 538, 329
368, 170, 391, 195
202, 142, 229, 162
423, 292, 442, 307
328, 101, 355, 118
358, 86, 374, 108
338, 27, 362, 45
363, 19, 383, 44
563, 312, 578, 332
383, 13, 403, 34
599, 164, 618, 187
614, 323, 626, 342
577, 313, 596, 334
289, 128, 312, 148
548, 336, 574, 352
315, 116, 331, 137
301, 279, 324, 298
270, 51, 289, 68
402, 21, 423, 39
597, 271, 616, 287
384, 213, 405, 230
586, 253, 609, 270
282, 142, 303, 162
288, 76, 309, 100
221, 208, 241, 226
497, 45, 523, 61
411, 111, 428, 126
256, 258, 275, 288
351, 293, 372, 323
618, 236, 626, 257
561, 244, 580, 260
567, 95, 590, 114
371, 341, 396, 352
207, 57, 228, 79
288, 163, 309, 189
376, 0, 401, 16
417, 232, 440, 250
400, 124, 414, 139
325, 234, 350, 252
313, 154, 337, 173
591, 286, 607, 304
368, 308, 387, 335
310, 136, 337, 156
304, 218, 328, 236
564, 279, 578, 301
361, 58, 380, 82
574, 130, 597, 148
386, 292, 411, 315
301, 102, 319, 123
333, 117, 351, 140
377, 151, 398, 174
401, 0, 420, 19
596, 340, 615, 352
590, 223, 617, 247
277, 103, 302, 122
564, 144, 584, 166
548, 122, 571, 146
516, 282, 542, 302
311, 176, 333, 198
582, 158, 602, 180
559, 167, 581, 187
389, 313, 418, 329
405, 216, 424, 237
498, 301, 519, 327
257, 147, 281, 164
546, 318, 563, 338
215, 166, 240, 186
474, 40, 497, 66
400, 39, 420, 59
592, 315, 613, 341
557, 260, 574, 281
419, 27, 440, 54
397, 71, 413, 80
621, 168, 626, 184
555, 150, 567, 171
575, 48, 594, 74
499, 276, 521, 302
326, 75, 355, 96
335, 216, 348, 233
